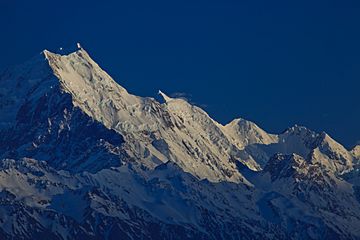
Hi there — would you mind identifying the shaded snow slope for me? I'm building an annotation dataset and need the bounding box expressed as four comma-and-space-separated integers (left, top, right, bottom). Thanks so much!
1, 158, 359, 239
0, 52, 53, 129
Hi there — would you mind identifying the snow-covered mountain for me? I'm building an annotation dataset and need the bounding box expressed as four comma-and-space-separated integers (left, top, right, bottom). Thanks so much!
0, 47, 359, 239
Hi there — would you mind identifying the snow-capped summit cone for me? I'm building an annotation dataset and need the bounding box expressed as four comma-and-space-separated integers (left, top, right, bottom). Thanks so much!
158, 90, 172, 102
308, 132, 354, 173
0, 48, 130, 173
44, 48, 143, 129
223, 118, 278, 149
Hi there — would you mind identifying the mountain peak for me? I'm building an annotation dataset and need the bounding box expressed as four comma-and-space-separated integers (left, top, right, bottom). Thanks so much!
283, 124, 314, 136
158, 90, 172, 102
224, 118, 277, 148
42, 46, 142, 130
42, 42, 86, 57
42, 47, 90, 61
227, 118, 253, 127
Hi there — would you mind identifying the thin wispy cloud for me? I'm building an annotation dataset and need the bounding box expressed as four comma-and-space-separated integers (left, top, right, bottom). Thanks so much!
170, 92, 208, 109
170, 92, 192, 101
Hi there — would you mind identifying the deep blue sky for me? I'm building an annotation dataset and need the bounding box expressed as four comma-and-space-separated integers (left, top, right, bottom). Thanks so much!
1, 0, 359, 147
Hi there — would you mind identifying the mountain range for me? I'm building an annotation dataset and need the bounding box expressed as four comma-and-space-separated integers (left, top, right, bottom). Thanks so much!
0, 47, 359, 239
